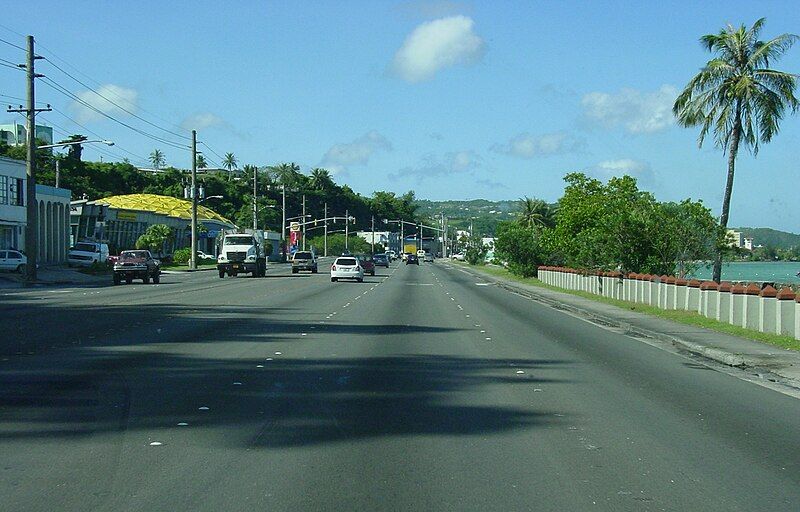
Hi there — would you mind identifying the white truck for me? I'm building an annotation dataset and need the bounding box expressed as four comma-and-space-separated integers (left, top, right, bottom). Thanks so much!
216, 229, 268, 278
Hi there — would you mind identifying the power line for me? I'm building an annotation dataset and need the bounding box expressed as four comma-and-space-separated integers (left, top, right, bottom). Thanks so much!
43, 109, 150, 163
33, 40, 192, 136
0, 59, 23, 72
43, 57, 191, 141
0, 37, 25, 52
40, 76, 191, 151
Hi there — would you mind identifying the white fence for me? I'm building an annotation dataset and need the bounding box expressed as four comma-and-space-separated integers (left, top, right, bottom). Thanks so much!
537, 267, 800, 340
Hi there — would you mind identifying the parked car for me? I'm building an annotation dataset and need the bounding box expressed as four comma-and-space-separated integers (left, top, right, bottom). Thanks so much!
292, 250, 318, 273
423, 252, 434, 263
373, 253, 389, 267
451, 253, 465, 261
356, 254, 375, 276
330, 256, 363, 282
386, 250, 397, 261
406, 254, 419, 265
113, 250, 161, 285
0, 250, 26, 273
68, 242, 109, 267
196, 251, 214, 261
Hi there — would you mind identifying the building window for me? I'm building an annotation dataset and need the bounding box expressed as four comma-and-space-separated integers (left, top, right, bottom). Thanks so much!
0, 175, 7, 204
8, 178, 23, 206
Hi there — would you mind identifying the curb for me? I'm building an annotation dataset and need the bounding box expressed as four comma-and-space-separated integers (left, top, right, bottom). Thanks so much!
450, 263, 798, 387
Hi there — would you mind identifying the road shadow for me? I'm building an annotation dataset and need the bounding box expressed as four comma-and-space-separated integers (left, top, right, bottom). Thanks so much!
0, 294, 573, 448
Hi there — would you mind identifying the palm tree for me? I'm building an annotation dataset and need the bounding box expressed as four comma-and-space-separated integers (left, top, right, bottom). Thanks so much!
673, 18, 798, 282
309, 168, 334, 191
517, 197, 554, 229
222, 152, 238, 180
149, 149, 165, 169
196, 154, 208, 169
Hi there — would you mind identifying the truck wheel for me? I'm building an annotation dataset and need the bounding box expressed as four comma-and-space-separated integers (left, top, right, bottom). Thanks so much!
113, 274, 121, 285
143, 275, 150, 284
153, 273, 160, 284
292, 268, 298, 274
125, 277, 133, 284
312, 267, 318, 273
331, 277, 337, 282
357, 278, 363, 283
218, 270, 225, 279
231, 270, 238, 277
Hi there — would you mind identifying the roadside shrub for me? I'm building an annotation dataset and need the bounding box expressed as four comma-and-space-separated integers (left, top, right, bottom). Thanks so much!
172, 247, 191, 264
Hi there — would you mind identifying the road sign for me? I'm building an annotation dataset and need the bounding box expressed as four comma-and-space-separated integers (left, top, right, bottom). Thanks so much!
290, 222, 300, 232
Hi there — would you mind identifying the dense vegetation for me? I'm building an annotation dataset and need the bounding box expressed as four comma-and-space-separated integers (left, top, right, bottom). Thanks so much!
0, 142, 423, 236
492, 173, 725, 278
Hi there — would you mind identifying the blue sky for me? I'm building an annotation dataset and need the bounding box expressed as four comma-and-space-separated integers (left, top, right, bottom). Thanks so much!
1, 1, 798, 231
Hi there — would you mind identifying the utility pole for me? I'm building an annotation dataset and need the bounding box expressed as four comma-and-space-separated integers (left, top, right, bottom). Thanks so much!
7, 35, 49, 282
252, 166, 257, 230
190, 130, 197, 270
324, 202, 328, 257
418, 223, 422, 252
371, 215, 375, 254
302, 194, 306, 250
400, 221, 404, 255
281, 184, 286, 261
345, 209, 349, 251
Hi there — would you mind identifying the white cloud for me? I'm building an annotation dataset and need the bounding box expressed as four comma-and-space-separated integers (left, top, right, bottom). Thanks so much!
320, 131, 392, 175
390, 150, 479, 181
180, 112, 225, 130
391, 15, 485, 83
581, 85, 677, 134
70, 84, 138, 123
492, 132, 583, 159
589, 159, 655, 183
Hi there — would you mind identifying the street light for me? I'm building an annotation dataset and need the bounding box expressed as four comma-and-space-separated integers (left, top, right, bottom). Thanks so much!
37, 139, 114, 150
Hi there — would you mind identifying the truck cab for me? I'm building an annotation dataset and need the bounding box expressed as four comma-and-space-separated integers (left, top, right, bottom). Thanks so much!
217, 230, 268, 278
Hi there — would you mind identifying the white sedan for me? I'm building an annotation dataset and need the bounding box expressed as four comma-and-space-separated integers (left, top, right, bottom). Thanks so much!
0, 250, 26, 273
330, 256, 364, 282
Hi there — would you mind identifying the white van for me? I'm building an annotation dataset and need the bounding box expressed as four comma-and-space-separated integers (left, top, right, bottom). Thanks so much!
68, 241, 109, 267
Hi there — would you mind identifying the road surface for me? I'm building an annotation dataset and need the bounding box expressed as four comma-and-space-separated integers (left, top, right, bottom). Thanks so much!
1, 260, 799, 511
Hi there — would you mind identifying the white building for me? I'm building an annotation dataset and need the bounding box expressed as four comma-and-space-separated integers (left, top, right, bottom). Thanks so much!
0, 156, 71, 263
0, 122, 54, 146
726, 229, 743, 248
0, 156, 26, 249
744, 237, 754, 251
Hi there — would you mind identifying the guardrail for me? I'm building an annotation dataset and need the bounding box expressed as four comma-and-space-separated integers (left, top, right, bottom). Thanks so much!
537, 266, 800, 340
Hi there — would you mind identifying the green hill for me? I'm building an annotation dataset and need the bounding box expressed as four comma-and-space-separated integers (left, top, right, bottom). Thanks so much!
734, 227, 800, 249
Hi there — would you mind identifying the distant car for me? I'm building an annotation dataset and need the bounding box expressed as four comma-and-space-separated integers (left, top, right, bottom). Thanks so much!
356, 254, 375, 276
406, 254, 419, 265
401, 252, 411, 262
386, 250, 397, 261
451, 253, 465, 261
330, 256, 363, 282
373, 253, 389, 267
423, 252, 434, 263
291, 250, 318, 273
417, 249, 426, 260
196, 251, 214, 260
68, 241, 109, 267
113, 250, 161, 285
0, 250, 26, 273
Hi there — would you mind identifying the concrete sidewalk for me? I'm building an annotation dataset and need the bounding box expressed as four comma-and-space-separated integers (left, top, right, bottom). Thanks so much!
0, 265, 110, 288
453, 263, 800, 391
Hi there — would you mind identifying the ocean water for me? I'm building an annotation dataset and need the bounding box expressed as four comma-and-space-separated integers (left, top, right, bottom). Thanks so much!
690, 261, 800, 284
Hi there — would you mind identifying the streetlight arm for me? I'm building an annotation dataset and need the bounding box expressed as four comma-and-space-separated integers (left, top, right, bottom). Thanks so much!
37, 139, 114, 150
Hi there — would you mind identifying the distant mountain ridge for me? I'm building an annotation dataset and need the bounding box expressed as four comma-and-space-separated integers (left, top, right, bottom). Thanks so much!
733, 227, 800, 249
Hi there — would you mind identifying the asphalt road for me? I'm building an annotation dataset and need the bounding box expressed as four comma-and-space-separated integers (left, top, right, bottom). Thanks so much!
1, 260, 799, 511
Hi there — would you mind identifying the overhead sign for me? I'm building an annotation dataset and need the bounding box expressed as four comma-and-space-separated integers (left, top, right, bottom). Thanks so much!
290, 222, 301, 232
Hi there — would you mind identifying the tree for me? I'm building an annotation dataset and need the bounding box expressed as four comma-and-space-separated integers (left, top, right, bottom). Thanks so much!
59, 134, 88, 161
222, 152, 238, 180
196, 154, 208, 169
309, 168, 335, 191
673, 18, 798, 282
149, 149, 165, 169
494, 221, 547, 277
135, 224, 174, 256
517, 196, 554, 229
